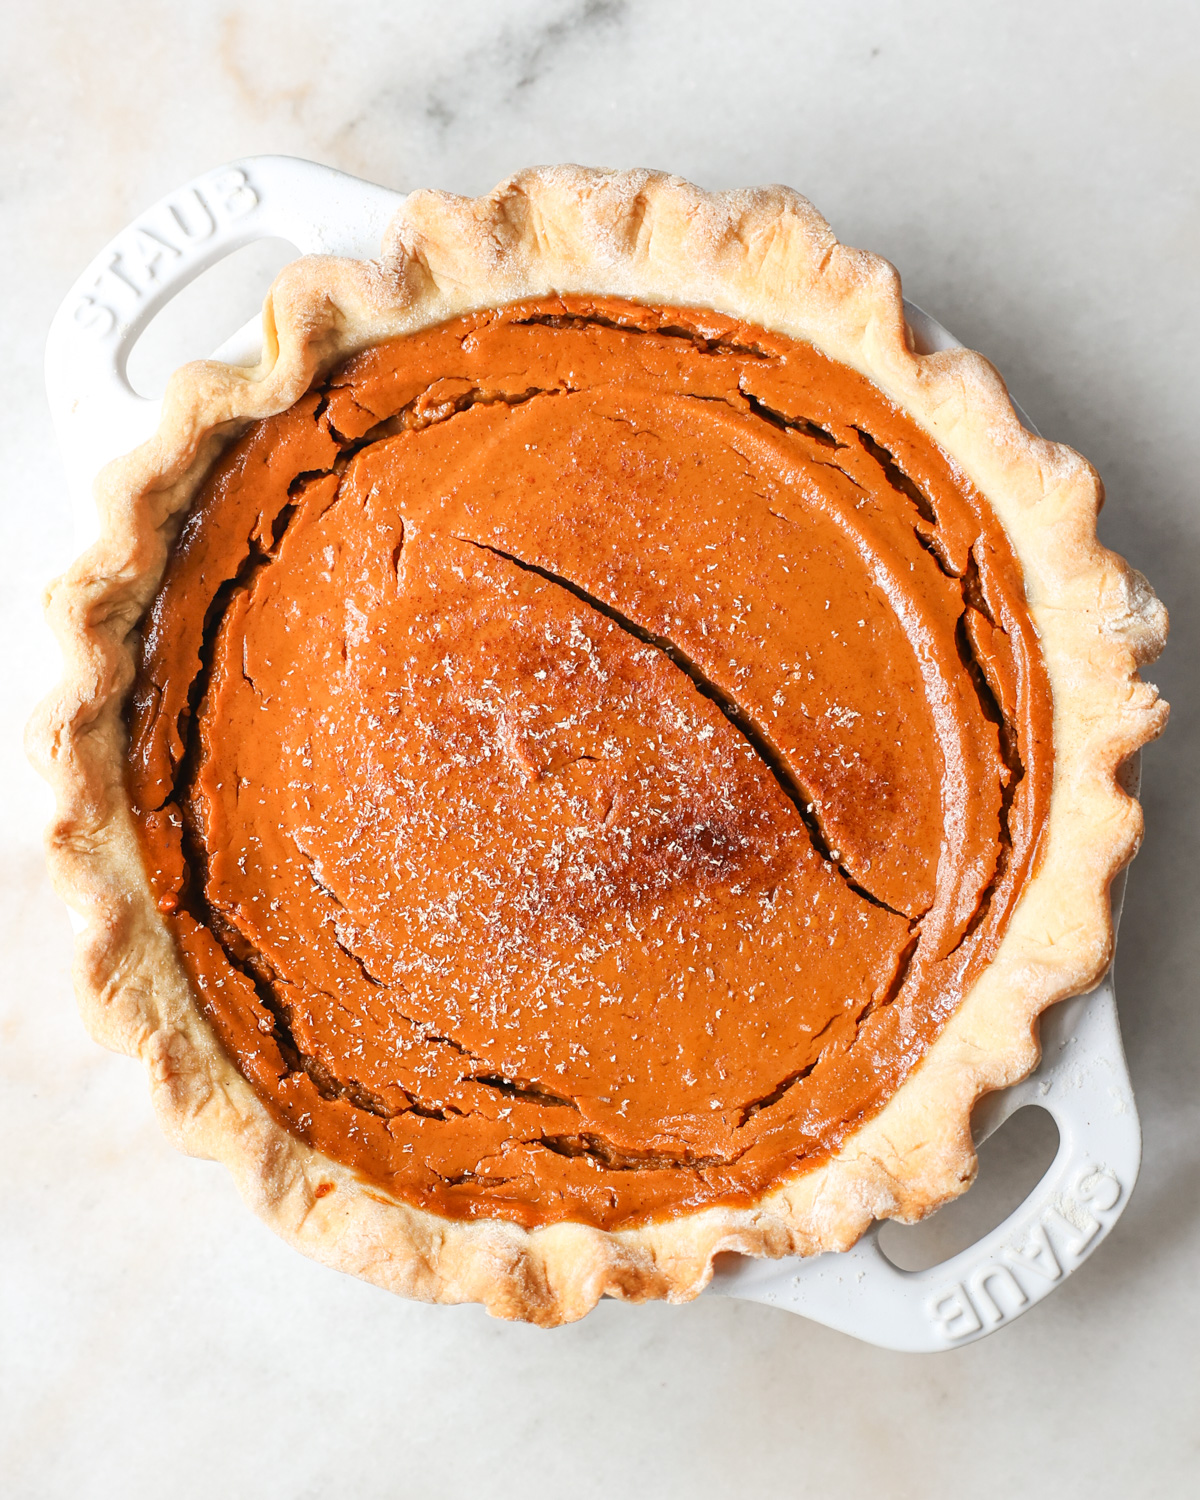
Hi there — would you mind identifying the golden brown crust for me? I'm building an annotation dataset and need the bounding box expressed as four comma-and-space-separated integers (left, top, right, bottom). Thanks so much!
29, 167, 1168, 1325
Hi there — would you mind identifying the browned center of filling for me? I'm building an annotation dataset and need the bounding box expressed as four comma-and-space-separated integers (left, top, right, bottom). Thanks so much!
128, 297, 1052, 1230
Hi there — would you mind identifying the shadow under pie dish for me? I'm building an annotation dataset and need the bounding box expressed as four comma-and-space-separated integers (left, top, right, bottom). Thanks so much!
33, 167, 1167, 1325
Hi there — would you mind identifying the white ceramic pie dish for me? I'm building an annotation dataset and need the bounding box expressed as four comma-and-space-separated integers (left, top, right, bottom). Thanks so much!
43, 156, 1144, 1351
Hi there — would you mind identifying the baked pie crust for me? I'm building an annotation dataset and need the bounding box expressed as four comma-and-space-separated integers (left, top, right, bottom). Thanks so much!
31, 168, 1167, 1324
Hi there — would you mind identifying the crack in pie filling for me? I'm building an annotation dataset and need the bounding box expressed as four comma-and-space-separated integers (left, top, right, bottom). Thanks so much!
37, 168, 1166, 1321
128, 296, 1052, 1230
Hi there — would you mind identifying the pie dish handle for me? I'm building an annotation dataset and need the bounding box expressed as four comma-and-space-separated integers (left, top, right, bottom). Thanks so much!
708, 864, 1142, 1351
43, 154, 406, 548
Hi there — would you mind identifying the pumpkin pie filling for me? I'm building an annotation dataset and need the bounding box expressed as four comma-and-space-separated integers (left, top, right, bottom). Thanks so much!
127, 295, 1052, 1231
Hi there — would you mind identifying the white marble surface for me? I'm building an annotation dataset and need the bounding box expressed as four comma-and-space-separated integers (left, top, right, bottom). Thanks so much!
3, 2, 1197, 1494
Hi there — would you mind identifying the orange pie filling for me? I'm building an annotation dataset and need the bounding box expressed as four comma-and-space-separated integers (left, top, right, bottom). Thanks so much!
128, 297, 1052, 1230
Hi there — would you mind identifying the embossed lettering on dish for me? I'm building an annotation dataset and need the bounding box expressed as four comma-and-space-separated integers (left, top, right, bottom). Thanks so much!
927, 1163, 1123, 1340
72, 167, 261, 338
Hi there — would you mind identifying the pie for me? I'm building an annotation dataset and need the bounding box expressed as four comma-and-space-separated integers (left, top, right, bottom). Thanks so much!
32, 168, 1167, 1324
